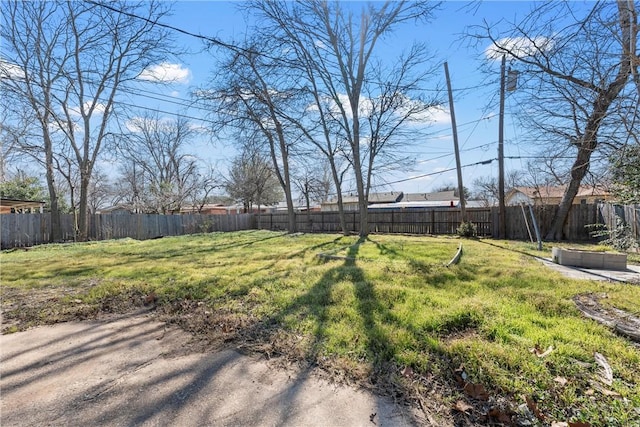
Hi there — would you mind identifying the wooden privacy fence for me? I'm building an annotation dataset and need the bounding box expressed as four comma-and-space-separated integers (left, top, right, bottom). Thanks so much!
258, 204, 639, 241
506, 204, 601, 241
257, 208, 495, 236
2, 204, 637, 249
597, 203, 640, 239
1, 213, 254, 249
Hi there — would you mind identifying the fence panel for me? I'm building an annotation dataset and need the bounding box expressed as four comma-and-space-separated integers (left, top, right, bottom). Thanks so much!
628, 205, 640, 238
3, 204, 638, 249
598, 203, 640, 241
1, 213, 254, 249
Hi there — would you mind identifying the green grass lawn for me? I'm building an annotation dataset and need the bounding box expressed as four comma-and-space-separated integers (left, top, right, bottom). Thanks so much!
2, 230, 639, 425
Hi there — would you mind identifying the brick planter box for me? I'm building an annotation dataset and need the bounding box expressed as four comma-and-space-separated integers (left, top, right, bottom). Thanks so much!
552, 247, 627, 271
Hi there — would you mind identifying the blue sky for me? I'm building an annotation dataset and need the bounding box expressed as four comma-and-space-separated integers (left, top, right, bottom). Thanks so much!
130, 1, 581, 196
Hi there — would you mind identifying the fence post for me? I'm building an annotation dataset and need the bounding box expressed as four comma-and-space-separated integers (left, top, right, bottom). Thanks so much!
430, 210, 435, 234
391, 210, 394, 233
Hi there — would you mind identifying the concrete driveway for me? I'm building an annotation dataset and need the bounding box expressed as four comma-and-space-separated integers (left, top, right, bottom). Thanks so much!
0, 313, 420, 427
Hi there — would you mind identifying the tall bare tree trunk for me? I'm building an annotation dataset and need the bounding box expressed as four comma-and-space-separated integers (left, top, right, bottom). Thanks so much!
329, 161, 349, 235
546, 1, 636, 240
44, 134, 62, 243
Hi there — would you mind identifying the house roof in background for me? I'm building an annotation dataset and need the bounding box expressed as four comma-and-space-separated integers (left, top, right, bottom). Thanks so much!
0, 198, 46, 208
509, 185, 610, 200
368, 200, 459, 209
369, 191, 403, 203
403, 191, 458, 202
324, 191, 403, 205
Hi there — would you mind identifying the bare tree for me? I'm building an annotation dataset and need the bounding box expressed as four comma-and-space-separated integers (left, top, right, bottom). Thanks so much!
470, 1, 638, 240
87, 169, 115, 214
239, 0, 442, 237
185, 164, 222, 214
225, 145, 282, 227
1, 0, 173, 241
117, 113, 203, 214
203, 38, 301, 233
293, 160, 333, 224
472, 170, 523, 206
0, 110, 31, 183
113, 161, 145, 213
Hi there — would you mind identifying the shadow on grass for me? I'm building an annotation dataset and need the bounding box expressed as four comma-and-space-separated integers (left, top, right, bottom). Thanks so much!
4, 233, 470, 424
8, 231, 292, 284
367, 236, 479, 288
238, 237, 437, 390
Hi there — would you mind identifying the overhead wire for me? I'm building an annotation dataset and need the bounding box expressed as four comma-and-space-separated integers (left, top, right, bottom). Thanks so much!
15, 0, 566, 198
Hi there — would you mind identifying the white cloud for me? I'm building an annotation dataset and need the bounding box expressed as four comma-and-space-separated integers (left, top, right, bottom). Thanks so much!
309, 93, 449, 127
0, 60, 23, 80
188, 123, 208, 133
416, 105, 450, 124
485, 36, 553, 60
67, 102, 106, 117
307, 93, 373, 119
314, 39, 327, 50
408, 174, 434, 183
125, 116, 166, 132
138, 62, 191, 84
416, 158, 440, 165
48, 120, 80, 134
126, 115, 197, 133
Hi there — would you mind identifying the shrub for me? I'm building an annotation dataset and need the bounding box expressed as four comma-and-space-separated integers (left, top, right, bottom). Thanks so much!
587, 217, 638, 252
457, 221, 477, 238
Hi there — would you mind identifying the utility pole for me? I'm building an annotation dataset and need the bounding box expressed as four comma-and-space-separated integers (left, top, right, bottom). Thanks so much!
498, 55, 506, 239
444, 61, 466, 222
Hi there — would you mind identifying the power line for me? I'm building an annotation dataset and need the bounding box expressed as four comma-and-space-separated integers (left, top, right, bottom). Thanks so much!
369, 158, 496, 189
113, 100, 215, 126
87, 0, 484, 96
504, 155, 576, 160
85, 0, 239, 52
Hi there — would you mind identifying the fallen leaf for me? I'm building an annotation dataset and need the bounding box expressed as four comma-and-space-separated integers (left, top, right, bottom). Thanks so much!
488, 407, 512, 424
453, 365, 467, 386
530, 344, 554, 358
401, 366, 413, 378
464, 382, 489, 401
554, 376, 568, 386
453, 400, 473, 413
588, 380, 621, 397
144, 292, 157, 305
600, 389, 620, 397
529, 344, 543, 355
594, 352, 613, 386
526, 396, 546, 421
568, 422, 591, 427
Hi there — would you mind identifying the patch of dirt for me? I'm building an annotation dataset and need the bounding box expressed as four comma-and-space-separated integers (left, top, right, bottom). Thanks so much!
122, 299, 486, 425
1, 287, 540, 426
0, 284, 150, 333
